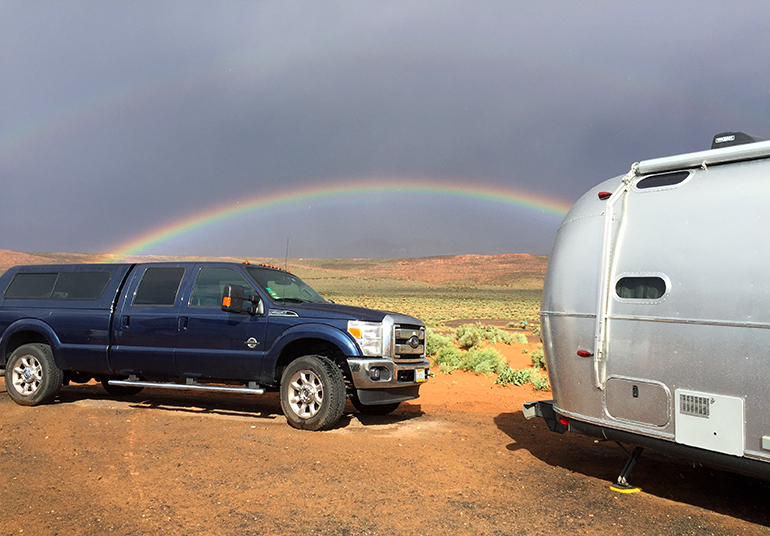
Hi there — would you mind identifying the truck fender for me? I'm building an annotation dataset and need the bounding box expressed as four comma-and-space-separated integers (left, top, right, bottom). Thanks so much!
0, 318, 64, 368
267, 323, 361, 359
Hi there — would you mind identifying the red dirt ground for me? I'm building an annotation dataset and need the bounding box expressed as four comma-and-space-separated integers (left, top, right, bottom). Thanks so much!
2, 353, 769, 535
1, 251, 769, 534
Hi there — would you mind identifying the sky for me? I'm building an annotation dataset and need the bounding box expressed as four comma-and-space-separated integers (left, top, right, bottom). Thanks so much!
2, 1, 770, 259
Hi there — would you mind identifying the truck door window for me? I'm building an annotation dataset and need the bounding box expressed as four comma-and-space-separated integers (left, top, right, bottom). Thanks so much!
615, 276, 666, 300
190, 267, 254, 307
133, 267, 185, 306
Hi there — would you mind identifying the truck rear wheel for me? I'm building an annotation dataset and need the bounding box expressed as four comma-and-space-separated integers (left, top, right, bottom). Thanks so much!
280, 355, 345, 431
5, 343, 63, 406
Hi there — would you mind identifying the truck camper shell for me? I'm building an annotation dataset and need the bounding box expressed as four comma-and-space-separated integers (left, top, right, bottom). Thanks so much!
525, 133, 770, 488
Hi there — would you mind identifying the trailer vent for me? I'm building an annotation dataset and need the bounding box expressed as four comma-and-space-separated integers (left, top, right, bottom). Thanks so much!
679, 394, 710, 418
636, 171, 690, 190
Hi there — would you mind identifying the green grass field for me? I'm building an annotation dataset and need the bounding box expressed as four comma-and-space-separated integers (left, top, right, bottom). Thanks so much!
281, 256, 543, 328
0, 251, 545, 328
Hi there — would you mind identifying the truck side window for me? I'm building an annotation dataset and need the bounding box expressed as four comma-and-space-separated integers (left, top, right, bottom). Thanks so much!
5, 273, 58, 299
133, 267, 185, 306
615, 276, 666, 300
52, 271, 112, 300
190, 268, 254, 307
4, 271, 112, 300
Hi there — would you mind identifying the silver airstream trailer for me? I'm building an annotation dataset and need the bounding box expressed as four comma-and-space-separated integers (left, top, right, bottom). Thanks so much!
524, 132, 770, 490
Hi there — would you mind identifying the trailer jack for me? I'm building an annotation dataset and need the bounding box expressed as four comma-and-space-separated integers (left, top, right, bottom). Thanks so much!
610, 444, 644, 493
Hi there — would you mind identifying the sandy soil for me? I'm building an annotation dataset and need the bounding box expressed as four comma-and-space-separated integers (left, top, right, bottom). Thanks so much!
2, 356, 769, 536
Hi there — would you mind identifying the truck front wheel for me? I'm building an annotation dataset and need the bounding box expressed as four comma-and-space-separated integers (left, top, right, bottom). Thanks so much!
5, 343, 64, 406
280, 355, 346, 431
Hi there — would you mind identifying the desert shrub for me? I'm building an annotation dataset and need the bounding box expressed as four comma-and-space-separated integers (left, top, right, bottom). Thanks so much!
434, 344, 463, 373
514, 332, 528, 345
456, 324, 484, 349
495, 366, 550, 390
455, 324, 512, 349
531, 324, 541, 337
463, 347, 507, 376
482, 325, 513, 345
496, 366, 532, 386
426, 328, 452, 357
530, 369, 551, 391
530, 343, 546, 370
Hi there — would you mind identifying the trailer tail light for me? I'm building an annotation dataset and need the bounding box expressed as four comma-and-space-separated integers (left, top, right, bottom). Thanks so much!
577, 350, 594, 357
598, 191, 612, 200
560, 418, 569, 426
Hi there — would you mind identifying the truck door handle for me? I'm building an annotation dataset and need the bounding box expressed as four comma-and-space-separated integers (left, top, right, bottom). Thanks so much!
122, 316, 130, 329
178, 316, 189, 331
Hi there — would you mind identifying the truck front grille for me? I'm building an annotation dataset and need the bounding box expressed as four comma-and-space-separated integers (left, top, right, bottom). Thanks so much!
393, 324, 425, 360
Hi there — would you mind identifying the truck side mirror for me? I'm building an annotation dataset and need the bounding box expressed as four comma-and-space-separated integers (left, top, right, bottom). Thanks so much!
221, 284, 263, 315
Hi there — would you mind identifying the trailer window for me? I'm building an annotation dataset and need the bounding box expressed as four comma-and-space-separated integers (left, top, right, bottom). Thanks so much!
636, 171, 690, 190
133, 267, 185, 306
4, 271, 112, 300
615, 277, 666, 300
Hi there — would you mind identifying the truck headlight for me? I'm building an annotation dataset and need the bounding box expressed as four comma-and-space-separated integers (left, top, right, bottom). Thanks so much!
348, 320, 390, 357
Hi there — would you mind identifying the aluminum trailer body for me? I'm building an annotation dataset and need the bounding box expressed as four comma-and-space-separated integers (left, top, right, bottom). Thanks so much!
528, 134, 770, 481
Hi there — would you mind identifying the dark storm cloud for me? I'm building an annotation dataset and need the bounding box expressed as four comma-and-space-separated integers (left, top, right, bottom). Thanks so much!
2, 1, 770, 258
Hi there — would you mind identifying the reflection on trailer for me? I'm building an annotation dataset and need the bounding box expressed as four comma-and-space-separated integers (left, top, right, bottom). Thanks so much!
525, 132, 770, 491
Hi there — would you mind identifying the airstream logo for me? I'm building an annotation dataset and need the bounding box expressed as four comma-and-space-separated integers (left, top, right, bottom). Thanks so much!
715, 135, 735, 144
408, 335, 421, 349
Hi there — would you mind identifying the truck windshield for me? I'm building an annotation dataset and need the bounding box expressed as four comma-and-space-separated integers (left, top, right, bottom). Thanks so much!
245, 266, 327, 304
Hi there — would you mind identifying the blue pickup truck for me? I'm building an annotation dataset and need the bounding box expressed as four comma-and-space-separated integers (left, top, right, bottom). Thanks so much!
0, 261, 429, 430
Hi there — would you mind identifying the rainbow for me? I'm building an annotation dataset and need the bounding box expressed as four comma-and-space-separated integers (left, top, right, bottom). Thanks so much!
109, 178, 572, 259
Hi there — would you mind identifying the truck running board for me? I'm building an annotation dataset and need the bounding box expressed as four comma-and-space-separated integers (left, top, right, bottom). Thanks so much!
109, 376, 265, 395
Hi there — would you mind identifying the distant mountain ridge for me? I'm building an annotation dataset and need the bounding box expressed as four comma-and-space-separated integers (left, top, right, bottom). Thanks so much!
0, 250, 547, 289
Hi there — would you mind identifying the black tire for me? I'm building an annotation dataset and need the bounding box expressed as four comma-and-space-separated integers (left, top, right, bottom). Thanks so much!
280, 355, 346, 431
5, 343, 63, 406
101, 379, 144, 397
351, 396, 401, 416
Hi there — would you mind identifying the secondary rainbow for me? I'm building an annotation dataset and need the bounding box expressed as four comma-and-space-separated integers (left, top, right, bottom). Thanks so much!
110, 179, 573, 259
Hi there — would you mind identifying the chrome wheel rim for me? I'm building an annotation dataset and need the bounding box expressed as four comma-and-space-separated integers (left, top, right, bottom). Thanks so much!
287, 369, 323, 419
11, 355, 43, 396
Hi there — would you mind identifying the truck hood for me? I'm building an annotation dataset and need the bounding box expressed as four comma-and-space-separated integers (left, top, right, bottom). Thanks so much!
268, 301, 423, 325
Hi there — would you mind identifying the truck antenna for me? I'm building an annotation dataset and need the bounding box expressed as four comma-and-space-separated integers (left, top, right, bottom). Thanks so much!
285, 237, 290, 272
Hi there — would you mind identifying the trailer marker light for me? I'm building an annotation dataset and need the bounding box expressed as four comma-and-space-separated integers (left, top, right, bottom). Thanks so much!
560, 418, 569, 426
598, 191, 612, 200
577, 350, 594, 357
